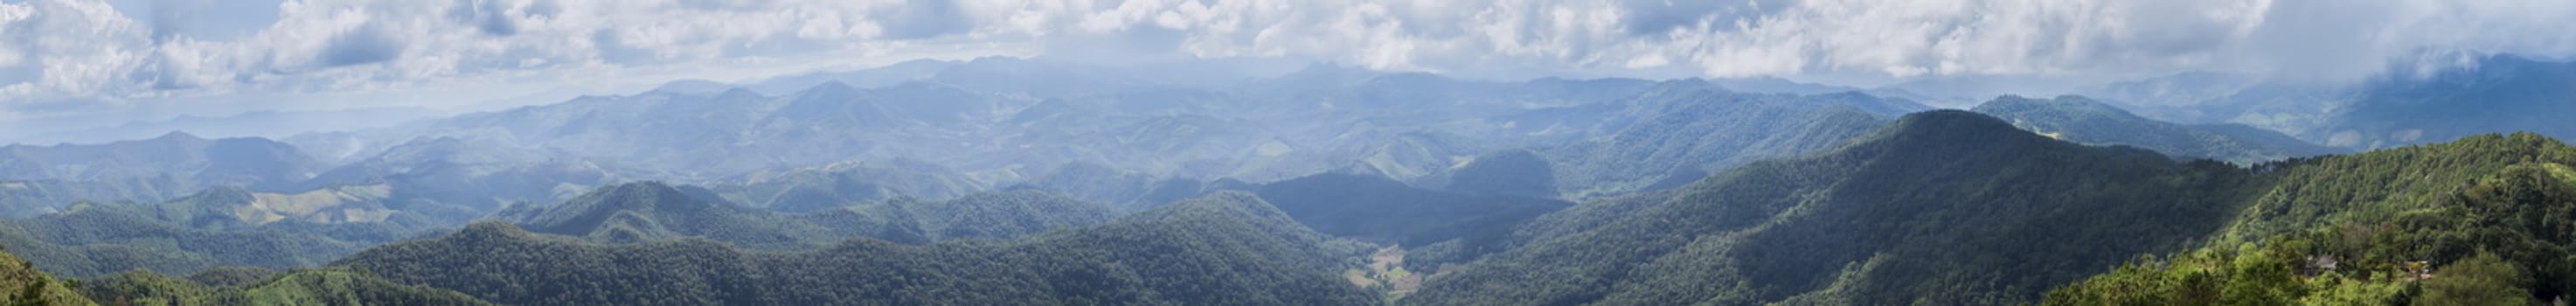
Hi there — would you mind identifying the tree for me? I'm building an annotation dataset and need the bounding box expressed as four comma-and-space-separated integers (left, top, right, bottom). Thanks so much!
2415, 252, 2532, 306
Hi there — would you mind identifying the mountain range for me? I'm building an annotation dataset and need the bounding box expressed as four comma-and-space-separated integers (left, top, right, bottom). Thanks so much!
2, 54, 2575, 305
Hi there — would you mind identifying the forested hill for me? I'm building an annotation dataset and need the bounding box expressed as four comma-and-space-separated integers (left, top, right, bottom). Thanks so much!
1404, 110, 2260, 305
334, 191, 1378, 305
499, 182, 1115, 248
1972, 94, 2341, 163
0, 247, 90, 305
2045, 132, 2576, 304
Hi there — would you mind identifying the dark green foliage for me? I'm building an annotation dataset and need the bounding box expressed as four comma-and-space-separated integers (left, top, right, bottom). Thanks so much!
0, 206, 402, 278
2418, 253, 2532, 306
1253, 173, 1570, 269
1407, 110, 2257, 305
502, 182, 1115, 249
78, 267, 492, 305
0, 248, 91, 306
1972, 94, 2342, 163
1441, 150, 1559, 199
336, 191, 1378, 305
2318, 55, 2576, 149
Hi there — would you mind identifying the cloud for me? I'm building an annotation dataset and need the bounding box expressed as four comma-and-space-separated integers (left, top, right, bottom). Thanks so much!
2, 0, 2574, 117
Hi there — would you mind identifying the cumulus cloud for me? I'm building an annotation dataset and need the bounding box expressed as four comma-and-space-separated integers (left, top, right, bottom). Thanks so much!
1, 0, 2573, 117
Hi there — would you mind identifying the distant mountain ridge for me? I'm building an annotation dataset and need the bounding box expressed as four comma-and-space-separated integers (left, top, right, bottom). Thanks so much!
1972, 94, 2342, 163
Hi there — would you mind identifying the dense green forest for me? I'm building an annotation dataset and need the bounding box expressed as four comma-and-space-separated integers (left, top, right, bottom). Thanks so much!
2043, 133, 2576, 304
0, 247, 91, 305
334, 191, 1378, 305
498, 182, 1115, 248
0, 198, 418, 278
1251, 172, 1572, 270
1405, 110, 2260, 305
1534, 83, 1914, 199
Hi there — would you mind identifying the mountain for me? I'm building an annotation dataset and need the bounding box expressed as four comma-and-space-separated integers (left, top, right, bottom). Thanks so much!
499, 182, 1114, 248
0, 247, 90, 305
297, 136, 623, 222
708, 159, 988, 212
1436, 150, 1558, 199
2091, 54, 2576, 150
337, 191, 1378, 305
0, 133, 317, 191
2045, 132, 2576, 304
1534, 81, 1930, 199
1251, 172, 1574, 275
78, 268, 493, 305
1405, 110, 2257, 305
0, 201, 402, 278
1971, 94, 2343, 163
0, 133, 325, 217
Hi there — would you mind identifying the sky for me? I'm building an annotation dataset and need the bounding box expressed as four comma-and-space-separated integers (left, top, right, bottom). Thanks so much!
2, 0, 2575, 138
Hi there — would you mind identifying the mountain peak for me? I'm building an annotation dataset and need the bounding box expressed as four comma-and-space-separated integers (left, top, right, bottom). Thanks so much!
151, 130, 204, 142
1863, 110, 2050, 147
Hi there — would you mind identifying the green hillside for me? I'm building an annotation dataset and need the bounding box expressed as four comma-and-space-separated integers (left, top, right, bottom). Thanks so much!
1406, 110, 2260, 305
501, 182, 1114, 248
336, 191, 1377, 305
2044, 133, 2576, 304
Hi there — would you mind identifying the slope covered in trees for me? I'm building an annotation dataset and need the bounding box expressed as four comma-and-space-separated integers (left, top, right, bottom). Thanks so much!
0, 198, 413, 278
336, 191, 1378, 305
500, 182, 1114, 248
1406, 110, 2260, 305
0, 247, 90, 306
707, 159, 989, 212
2044, 133, 2576, 304
77, 268, 493, 306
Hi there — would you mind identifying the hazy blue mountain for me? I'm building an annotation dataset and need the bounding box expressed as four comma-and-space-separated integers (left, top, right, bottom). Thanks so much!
1972, 94, 2343, 163
0, 191, 431, 278
1436, 150, 1558, 199
2082, 54, 2576, 150
1705, 76, 1865, 94
0, 177, 191, 218
742, 59, 958, 95
298, 136, 624, 222
2309, 54, 2576, 148
1534, 80, 1930, 199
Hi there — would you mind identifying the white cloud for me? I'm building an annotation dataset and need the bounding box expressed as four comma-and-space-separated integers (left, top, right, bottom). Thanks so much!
2, 0, 2574, 118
